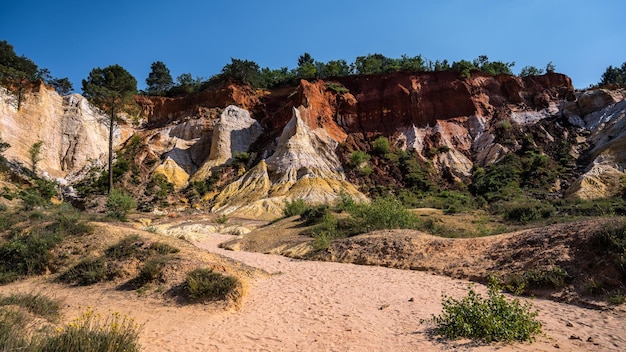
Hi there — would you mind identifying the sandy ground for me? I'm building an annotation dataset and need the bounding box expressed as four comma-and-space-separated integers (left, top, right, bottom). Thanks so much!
3, 231, 626, 351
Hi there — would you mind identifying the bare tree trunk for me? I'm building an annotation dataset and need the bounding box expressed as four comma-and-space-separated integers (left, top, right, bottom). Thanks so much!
108, 107, 114, 194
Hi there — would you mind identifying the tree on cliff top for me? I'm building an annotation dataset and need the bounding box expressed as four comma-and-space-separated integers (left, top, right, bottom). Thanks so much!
82, 64, 137, 193
599, 62, 626, 86
146, 61, 173, 96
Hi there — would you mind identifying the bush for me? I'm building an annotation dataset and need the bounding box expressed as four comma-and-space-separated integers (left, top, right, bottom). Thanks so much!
0, 292, 61, 321
106, 189, 136, 221
349, 151, 370, 167
349, 197, 420, 234
371, 136, 391, 155
283, 198, 310, 217
105, 234, 142, 260
135, 255, 169, 286
185, 268, 241, 301
301, 204, 330, 225
57, 256, 107, 286
0, 229, 63, 283
502, 266, 570, 294
0, 308, 28, 349
429, 281, 542, 342
590, 218, 626, 278
38, 308, 141, 352
148, 241, 180, 255
503, 200, 555, 223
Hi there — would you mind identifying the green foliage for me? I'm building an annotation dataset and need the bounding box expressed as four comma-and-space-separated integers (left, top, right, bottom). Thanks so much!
349, 150, 370, 167
599, 62, 626, 85
0, 292, 61, 321
283, 198, 311, 217
502, 267, 570, 294
106, 189, 136, 221
233, 151, 251, 166
545, 61, 556, 73
148, 241, 180, 255
429, 281, 542, 343
38, 308, 141, 352
589, 218, 626, 278
502, 200, 555, 223
82, 64, 137, 113
29, 140, 44, 174
135, 255, 169, 286
146, 61, 174, 95
519, 65, 544, 77
215, 214, 229, 224
0, 229, 63, 284
48, 77, 74, 95
57, 256, 107, 286
185, 268, 241, 301
371, 136, 391, 155
349, 197, 420, 233
326, 82, 349, 94
300, 204, 330, 226
105, 234, 142, 260
399, 151, 435, 192
218, 58, 262, 87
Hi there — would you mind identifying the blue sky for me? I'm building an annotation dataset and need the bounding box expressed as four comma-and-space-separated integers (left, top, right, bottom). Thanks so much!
1, 0, 624, 91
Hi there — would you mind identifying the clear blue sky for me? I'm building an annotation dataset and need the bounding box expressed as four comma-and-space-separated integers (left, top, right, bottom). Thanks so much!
1, 0, 624, 91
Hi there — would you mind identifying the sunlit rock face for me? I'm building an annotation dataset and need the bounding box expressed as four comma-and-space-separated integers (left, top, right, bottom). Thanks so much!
191, 105, 264, 182
212, 107, 366, 219
0, 82, 125, 181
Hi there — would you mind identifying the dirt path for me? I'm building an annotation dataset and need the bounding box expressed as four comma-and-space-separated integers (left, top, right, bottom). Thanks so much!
161, 233, 625, 352
3, 231, 625, 351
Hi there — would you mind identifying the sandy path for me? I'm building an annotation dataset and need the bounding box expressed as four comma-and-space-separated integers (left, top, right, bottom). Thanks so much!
139, 233, 625, 352
3, 232, 625, 351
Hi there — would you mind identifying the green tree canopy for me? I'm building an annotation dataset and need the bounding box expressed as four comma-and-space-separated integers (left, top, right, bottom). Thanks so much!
519, 66, 545, 77
599, 62, 626, 85
220, 58, 262, 87
146, 61, 173, 96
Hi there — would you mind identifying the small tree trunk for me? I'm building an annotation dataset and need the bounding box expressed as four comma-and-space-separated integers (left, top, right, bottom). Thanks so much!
108, 107, 114, 194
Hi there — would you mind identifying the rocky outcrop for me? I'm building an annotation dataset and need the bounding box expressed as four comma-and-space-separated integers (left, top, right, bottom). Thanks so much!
0, 82, 127, 181
564, 91, 626, 199
192, 105, 263, 181
212, 107, 366, 219
135, 83, 260, 127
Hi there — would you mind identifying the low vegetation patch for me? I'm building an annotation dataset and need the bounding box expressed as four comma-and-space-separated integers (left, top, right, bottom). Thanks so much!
502, 266, 570, 294
185, 268, 241, 301
57, 256, 107, 286
427, 281, 542, 343
38, 308, 141, 352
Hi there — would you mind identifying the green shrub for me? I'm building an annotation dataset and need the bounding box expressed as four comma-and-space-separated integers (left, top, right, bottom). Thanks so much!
349, 197, 420, 234
233, 151, 251, 166
326, 82, 349, 94
135, 255, 169, 286
57, 256, 107, 286
0, 292, 61, 321
371, 136, 391, 155
106, 189, 136, 221
349, 151, 370, 167
503, 266, 570, 294
148, 241, 180, 255
301, 205, 330, 225
105, 234, 142, 260
185, 268, 240, 301
215, 214, 229, 224
283, 198, 310, 217
429, 281, 542, 343
503, 200, 555, 223
0, 229, 63, 283
590, 218, 626, 277
38, 308, 141, 352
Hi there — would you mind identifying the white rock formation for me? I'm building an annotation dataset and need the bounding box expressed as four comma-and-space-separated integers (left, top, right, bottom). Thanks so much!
0, 83, 126, 180
212, 106, 366, 219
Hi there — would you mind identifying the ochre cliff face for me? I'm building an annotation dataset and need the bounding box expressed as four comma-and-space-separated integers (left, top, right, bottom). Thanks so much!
135, 83, 260, 126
